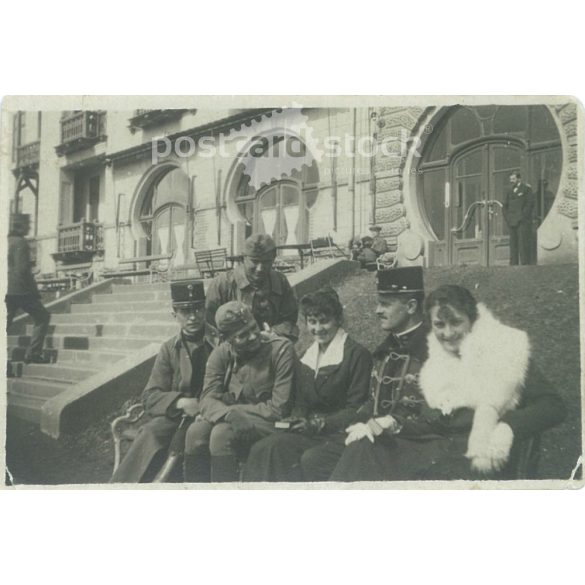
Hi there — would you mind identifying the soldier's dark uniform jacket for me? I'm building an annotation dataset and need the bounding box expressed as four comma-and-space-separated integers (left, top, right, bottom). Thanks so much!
111, 334, 211, 483
354, 322, 432, 437
200, 335, 297, 426
142, 334, 211, 417
205, 264, 299, 344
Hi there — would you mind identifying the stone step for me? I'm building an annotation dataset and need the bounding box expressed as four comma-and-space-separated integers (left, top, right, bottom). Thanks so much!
26, 322, 177, 339
88, 336, 165, 351
92, 290, 171, 304
50, 311, 174, 325
8, 377, 70, 399
24, 363, 99, 383
7, 393, 46, 424
55, 348, 134, 365
70, 300, 169, 314
8, 333, 164, 352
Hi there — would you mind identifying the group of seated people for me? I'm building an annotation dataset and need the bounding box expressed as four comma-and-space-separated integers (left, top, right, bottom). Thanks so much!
350, 225, 389, 267
111, 233, 566, 484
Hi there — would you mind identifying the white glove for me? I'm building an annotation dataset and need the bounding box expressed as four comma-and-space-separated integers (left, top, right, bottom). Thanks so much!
345, 423, 375, 446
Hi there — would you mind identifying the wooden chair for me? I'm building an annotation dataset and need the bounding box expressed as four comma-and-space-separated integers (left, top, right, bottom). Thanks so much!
193, 248, 229, 278
110, 403, 147, 474
504, 435, 541, 480
375, 237, 399, 271
309, 236, 335, 261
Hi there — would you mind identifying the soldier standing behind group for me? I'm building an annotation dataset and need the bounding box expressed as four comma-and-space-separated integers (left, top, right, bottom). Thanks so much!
5, 213, 51, 363
205, 234, 299, 345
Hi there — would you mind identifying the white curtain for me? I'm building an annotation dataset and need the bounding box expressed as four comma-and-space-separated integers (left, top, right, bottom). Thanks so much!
173, 224, 185, 265
283, 206, 299, 246
261, 208, 277, 239
157, 226, 169, 255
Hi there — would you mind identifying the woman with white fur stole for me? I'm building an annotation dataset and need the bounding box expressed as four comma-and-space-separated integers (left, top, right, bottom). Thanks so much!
331, 285, 565, 481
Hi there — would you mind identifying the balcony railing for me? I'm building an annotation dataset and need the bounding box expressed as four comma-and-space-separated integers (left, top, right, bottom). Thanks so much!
52, 220, 103, 263
55, 111, 107, 156
128, 109, 187, 132
16, 141, 41, 169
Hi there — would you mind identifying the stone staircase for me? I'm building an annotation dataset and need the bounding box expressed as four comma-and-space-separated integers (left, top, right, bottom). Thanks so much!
6, 281, 178, 425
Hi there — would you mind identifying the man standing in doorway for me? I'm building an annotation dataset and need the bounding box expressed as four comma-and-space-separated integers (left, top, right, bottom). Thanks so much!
502, 172, 534, 265
6, 213, 51, 363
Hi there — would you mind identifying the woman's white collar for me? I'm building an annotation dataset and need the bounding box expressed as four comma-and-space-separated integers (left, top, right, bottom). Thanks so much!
301, 328, 348, 374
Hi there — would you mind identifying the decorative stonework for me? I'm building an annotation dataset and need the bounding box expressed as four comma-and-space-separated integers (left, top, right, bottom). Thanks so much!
557, 198, 578, 219
562, 182, 578, 199
556, 102, 580, 223
376, 176, 402, 193
564, 121, 577, 139
376, 190, 403, 209
373, 106, 433, 242
378, 217, 409, 237
558, 104, 577, 124
567, 163, 579, 181
376, 204, 406, 224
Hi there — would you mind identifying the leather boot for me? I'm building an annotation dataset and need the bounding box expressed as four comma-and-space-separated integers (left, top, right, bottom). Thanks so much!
211, 455, 239, 482
183, 449, 211, 483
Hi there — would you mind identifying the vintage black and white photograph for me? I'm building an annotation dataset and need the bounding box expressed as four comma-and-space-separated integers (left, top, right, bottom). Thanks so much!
1, 97, 583, 487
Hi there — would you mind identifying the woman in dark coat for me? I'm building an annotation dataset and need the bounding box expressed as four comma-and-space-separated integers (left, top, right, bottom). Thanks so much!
243, 288, 373, 481
330, 285, 566, 481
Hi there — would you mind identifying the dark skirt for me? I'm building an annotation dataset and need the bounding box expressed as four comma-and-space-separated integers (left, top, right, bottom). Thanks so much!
243, 431, 346, 482
330, 434, 493, 482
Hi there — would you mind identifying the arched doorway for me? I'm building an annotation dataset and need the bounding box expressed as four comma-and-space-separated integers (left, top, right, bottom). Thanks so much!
418, 106, 562, 266
138, 166, 190, 265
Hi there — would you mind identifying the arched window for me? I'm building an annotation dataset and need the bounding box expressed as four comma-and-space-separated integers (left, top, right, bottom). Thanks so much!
139, 167, 190, 264
418, 106, 562, 265
233, 132, 320, 247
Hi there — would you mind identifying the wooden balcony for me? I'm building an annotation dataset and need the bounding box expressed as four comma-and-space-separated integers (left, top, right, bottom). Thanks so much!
55, 112, 107, 156
16, 141, 41, 169
52, 220, 103, 263
128, 109, 187, 132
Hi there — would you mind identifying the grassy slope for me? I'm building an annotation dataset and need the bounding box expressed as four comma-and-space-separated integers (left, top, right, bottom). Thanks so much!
6, 264, 582, 484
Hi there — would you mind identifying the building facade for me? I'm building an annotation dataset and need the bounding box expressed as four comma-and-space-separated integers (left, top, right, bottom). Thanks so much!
4, 102, 580, 279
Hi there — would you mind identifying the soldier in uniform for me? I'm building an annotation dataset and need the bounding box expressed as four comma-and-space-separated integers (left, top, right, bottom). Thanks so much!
205, 234, 299, 345
295, 267, 428, 481
330, 277, 566, 482
185, 301, 298, 482
6, 213, 51, 363
111, 280, 212, 483
369, 225, 389, 257
502, 172, 535, 265
325, 266, 430, 481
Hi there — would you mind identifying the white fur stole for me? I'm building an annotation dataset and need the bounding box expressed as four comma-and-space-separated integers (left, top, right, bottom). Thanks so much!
419, 304, 530, 473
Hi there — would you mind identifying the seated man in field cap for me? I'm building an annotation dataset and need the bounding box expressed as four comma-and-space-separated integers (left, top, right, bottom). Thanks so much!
184, 300, 298, 482
205, 233, 299, 345
111, 280, 212, 483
